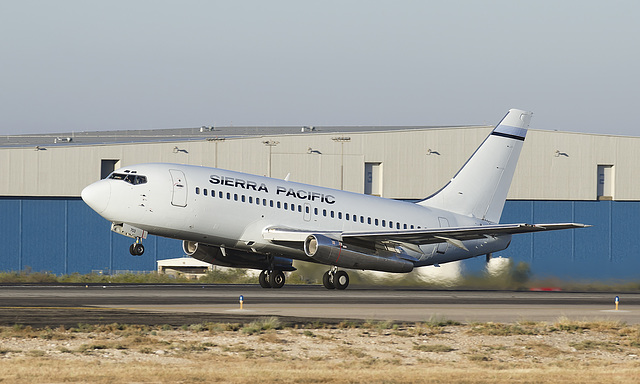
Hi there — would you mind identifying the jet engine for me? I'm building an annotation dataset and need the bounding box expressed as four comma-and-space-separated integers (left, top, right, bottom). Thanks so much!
182, 241, 295, 271
303, 234, 414, 273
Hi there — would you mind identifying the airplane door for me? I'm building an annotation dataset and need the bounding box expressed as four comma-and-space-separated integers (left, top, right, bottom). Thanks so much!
169, 169, 188, 207
436, 217, 449, 254
303, 203, 311, 221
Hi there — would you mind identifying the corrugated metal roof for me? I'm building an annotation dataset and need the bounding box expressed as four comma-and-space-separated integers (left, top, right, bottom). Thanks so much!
0, 125, 477, 148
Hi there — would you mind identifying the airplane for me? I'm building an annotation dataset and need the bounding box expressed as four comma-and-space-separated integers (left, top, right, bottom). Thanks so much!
81, 109, 587, 290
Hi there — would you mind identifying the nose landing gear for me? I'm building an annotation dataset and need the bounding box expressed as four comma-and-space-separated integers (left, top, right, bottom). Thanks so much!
129, 239, 144, 256
323, 267, 349, 290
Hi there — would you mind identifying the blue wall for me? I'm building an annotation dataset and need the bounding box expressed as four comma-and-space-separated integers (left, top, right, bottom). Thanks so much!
0, 197, 638, 280
0, 197, 182, 275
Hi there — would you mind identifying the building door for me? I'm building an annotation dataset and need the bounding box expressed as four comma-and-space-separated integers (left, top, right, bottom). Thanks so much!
101, 159, 120, 179
597, 165, 614, 200
364, 162, 382, 196
436, 217, 449, 254
169, 169, 188, 207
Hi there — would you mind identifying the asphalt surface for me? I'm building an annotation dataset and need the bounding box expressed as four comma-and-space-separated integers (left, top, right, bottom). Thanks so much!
1, 284, 638, 327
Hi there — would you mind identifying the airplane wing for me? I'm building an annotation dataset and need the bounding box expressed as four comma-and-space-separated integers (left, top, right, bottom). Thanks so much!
263, 223, 589, 248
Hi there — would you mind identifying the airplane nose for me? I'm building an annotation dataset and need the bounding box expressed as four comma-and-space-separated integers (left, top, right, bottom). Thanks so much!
81, 180, 111, 214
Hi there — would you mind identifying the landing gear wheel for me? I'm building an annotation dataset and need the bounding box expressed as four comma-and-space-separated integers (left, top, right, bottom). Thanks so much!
333, 271, 349, 290
130, 243, 144, 256
322, 271, 335, 290
259, 270, 272, 288
269, 270, 285, 289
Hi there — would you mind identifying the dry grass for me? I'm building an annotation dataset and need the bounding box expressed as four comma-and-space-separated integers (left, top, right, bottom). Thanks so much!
1, 318, 640, 383
0, 360, 637, 384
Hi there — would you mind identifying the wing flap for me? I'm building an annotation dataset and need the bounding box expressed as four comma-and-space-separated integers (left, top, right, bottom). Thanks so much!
342, 223, 589, 245
263, 223, 589, 246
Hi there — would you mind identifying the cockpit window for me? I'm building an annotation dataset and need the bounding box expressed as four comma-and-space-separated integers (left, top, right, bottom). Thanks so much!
109, 173, 126, 180
109, 173, 147, 185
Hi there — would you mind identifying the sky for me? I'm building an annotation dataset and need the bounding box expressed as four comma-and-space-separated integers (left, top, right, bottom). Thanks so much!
1, 0, 639, 136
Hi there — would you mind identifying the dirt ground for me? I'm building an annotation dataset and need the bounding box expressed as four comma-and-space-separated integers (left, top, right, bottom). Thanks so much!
1, 318, 640, 383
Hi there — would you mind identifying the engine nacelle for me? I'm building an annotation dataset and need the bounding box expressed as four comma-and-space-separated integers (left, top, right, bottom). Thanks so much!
182, 241, 295, 271
303, 234, 414, 273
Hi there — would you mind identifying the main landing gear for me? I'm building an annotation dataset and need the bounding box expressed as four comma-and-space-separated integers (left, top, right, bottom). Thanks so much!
259, 270, 285, 289
323, 268, 349, 290
129, 238, 144, 256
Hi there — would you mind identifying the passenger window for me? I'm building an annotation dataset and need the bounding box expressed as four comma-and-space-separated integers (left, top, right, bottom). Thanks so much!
234, 194, 238, 201
277, 201, 281, 209
314, 208, 318, 215
338, 212, 342, 219
330, 211, 334, 218
284, 202, 288, 210
291, 204, 295, 211
270, 200, 274, 207
375, 219, 379, 226
226, 193, 231, 200
219, 191, 223, 198
263, 199, 267, 206
403, 224, 407, 229
249, 196, 253, 203
355, 215, 359, 222
195, 187, 200, 194
410, 225, 415, 229
241, 195, 246, 202
396, 223, 400, 229
305, 206, 310, 213
323, 209, 327, 217
367, 217, 371, 224
382, 220, 386, 227
346, 213, 350, 220
389, 221, 393, 228
203, 189, 207, 196
298, 205, 302, 212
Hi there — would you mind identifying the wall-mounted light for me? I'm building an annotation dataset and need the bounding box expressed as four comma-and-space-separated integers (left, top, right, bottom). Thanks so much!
173, 146, 189, 154
426, 148, 441, 155
555, 150, 569, 157
263, 140, 280, 177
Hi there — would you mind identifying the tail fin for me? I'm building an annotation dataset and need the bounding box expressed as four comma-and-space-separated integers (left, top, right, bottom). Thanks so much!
417, 108, 532, 223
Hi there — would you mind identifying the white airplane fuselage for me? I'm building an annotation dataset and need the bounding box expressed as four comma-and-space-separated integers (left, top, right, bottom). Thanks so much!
83, 163, 510, 268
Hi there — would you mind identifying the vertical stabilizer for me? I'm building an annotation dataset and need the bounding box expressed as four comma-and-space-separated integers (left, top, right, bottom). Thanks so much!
417, 109, 532, 223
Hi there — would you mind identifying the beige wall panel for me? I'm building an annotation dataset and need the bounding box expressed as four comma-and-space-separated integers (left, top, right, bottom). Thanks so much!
2, 127, 639, 200
615, 138, 640, 199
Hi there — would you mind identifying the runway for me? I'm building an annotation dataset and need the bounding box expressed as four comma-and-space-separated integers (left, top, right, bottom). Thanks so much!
1, 284, 638, 327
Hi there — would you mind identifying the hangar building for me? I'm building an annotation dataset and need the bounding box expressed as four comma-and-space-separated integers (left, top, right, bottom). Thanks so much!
1, 123, 638, 281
